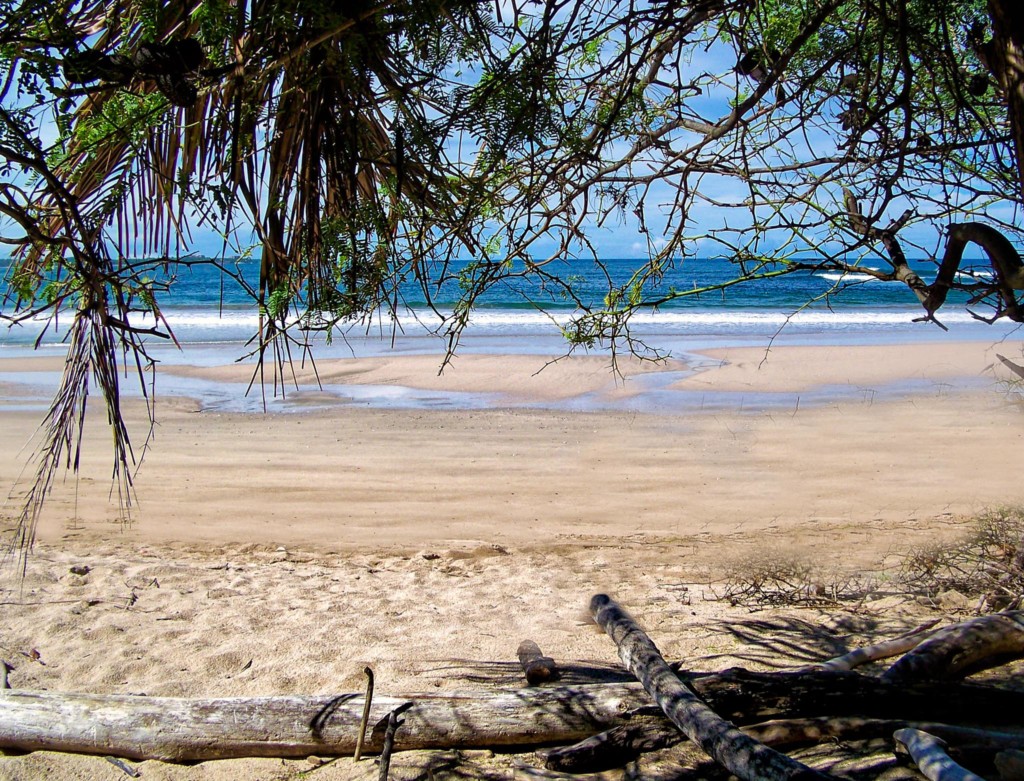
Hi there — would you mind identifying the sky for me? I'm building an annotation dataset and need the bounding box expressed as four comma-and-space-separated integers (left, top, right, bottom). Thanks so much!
1, 3, 1016, 267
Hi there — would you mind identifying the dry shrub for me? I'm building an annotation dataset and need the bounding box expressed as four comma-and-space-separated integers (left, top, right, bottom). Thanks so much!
899, 506, 1024, 612
717, 552, 877, 609
713, 508, 1024, 612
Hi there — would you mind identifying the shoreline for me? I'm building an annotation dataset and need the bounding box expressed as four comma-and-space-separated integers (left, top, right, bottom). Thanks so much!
1, 338, 1021, 553
2, 337, 1023, 414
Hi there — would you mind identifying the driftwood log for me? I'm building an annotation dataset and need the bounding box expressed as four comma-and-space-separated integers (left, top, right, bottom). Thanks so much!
565, 599, 1024, 778
543, 718, 1024, 774
0, 685, 649, 761
517, 640, 559, 685
590, 593, 833, 781
747, 719, 1024, 751
884, 611, 1024, 683
540, 720, 684, 773
894, 728, 987, 781
805, 619, 940, 672
687, 667, 1024, 725
3, 668, 1024, 761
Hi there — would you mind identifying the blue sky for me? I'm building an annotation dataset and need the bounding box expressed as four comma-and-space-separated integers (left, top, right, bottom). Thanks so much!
1, 8, 1014, 266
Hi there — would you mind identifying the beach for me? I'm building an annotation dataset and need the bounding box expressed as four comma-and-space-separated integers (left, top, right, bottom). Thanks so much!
1, 337, 1024, 779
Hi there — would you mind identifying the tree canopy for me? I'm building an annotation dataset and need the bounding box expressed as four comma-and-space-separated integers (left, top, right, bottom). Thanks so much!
1, 0, 1023, 554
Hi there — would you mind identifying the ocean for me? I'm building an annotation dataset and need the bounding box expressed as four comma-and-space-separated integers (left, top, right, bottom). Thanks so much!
2, 256, 1022, 412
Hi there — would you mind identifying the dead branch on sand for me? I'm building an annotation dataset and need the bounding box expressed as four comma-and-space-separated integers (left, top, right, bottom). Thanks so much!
3, 599, 1024, 779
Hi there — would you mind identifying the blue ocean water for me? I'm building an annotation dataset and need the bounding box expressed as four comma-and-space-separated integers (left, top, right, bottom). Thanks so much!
1, 255, 1018, 352
2, 255, 1023, 413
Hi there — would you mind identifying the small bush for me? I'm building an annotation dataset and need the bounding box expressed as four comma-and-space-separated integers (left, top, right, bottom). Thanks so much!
899, 506, 1024, 612
717, 552, 876, 609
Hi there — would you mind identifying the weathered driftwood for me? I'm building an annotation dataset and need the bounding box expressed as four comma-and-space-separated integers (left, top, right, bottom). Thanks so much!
515, 762, 594, 780
689, 667, 1024, 726
3, 669, 1024, 761
518, 640, 558, 686
544, 718, 905, 774
0, 685, 651, 761
806, 619, 941, 672
884, 611, 1024, 683
590, 593, 833, 781
104, 756, 141, 778
894, 728, 987, 781
748, 718, 1024, 751
543, 714, 1024, 773
537, 714, 944, 773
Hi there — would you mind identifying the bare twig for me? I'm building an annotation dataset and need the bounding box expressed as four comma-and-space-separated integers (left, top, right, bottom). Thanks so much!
377, 706, 405, 781
103, 756, 142, 778
354, 666, 374, 762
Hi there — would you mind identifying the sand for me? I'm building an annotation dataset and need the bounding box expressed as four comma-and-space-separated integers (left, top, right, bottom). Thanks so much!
1, 339, 1023, 779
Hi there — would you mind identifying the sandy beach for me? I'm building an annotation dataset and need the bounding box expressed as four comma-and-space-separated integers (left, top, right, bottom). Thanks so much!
1, 338, 1023, 779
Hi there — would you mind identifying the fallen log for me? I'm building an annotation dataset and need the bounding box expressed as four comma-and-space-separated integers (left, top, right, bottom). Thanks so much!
542, 717, 1024, 774
884, 611, 1024, 683
518, 640, 559, 686
3, 669, 1024, 761
748, 719, 1024, 751
894, 728, 987, 781
0, 685, 650, 761
689, 667, 1024, 726
590, 593, 834, 781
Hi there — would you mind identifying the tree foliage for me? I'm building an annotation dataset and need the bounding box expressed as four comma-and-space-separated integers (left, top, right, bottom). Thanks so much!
1, 0, 1023, 555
